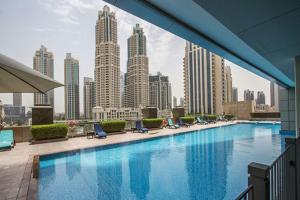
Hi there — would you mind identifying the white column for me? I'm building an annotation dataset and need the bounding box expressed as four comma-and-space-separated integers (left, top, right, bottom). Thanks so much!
295, 56, 300, 137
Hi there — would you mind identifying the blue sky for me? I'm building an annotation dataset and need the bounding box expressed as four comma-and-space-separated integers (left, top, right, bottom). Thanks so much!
0, 0, 270, 113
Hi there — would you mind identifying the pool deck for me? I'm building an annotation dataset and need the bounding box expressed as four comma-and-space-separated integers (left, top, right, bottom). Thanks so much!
0, 121, 240, 200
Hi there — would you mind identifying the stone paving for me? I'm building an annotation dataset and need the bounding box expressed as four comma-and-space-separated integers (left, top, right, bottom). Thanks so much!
0, 121, 237, 200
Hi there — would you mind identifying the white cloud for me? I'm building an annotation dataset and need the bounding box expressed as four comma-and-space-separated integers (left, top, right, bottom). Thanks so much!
60, 16, 80, 25
37, 0, 101, 25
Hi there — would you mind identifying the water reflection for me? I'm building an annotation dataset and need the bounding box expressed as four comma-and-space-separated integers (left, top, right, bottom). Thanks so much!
66, 151, 81, 180
185, 130, 233, 200
129, 151, 152, 199
39, 158, 56, 189
96, 150, 123, 200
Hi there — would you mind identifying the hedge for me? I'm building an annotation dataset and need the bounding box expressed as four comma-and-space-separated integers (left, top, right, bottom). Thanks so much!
31, 124, 68, 141
100, 120, 126, 133
142, 118, 163, 128
224, 114, 235, 120
180, 117, 195, 124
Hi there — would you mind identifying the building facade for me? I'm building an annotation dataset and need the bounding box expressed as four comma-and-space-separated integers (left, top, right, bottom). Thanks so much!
149, 72, 172, 110
120, 72, 125, 107
232, 87, 238, 102
173, 96, 177, 108
64, 53, 80, 120
93, 107, 141, 121
224, 66, 233, 103
179, 97, 184, 107
83, 77, 96, 119
33, 45, 54, 107
270, 81, 279, 110
211, 53, 225, 114
124, 24, 149, 108
95, 5, 120, 108
256, 91, 266, 105
184, 42, 227, 114
244, 89, 254, 101
3, 104, 25, 124
13, 93, 22, 107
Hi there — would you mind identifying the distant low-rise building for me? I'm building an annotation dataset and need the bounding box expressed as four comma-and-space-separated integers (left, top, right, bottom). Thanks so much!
92, 107, 141, 121
223, 101, 255, 120
3, 104, 25, 124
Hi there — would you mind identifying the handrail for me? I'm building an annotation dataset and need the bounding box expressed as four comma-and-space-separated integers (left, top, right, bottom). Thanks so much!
235, 184, 254, 200
269, 145, 291, 168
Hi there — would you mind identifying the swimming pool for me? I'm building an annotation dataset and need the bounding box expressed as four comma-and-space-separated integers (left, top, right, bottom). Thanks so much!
39, 123, 288, 200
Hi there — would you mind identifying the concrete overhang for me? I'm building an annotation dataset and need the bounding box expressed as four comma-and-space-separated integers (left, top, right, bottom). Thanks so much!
104, 0, 300, 88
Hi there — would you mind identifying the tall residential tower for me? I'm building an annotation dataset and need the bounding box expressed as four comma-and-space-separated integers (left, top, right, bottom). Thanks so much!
83, 77, 96, 119
270, 81, 279, 110
149, 72, 172, 110
124, 24, 149, 108
33, 45, 54, 107
224, 66, 233, 103
13, 93, 22, 107
95, 5, 120, 108
64, 53, 80, 120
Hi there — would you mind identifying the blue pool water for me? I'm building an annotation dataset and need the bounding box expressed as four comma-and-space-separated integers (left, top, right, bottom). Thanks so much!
39, 123, 289, 200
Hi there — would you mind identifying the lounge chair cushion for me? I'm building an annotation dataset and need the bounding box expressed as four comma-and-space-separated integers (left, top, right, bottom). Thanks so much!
0, 130, 14, 149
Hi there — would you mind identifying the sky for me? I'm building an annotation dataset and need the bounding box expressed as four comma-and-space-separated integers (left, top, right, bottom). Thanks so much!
0, 0, 271, 113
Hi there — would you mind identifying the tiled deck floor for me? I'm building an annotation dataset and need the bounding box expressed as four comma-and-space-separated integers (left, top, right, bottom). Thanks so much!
0, 121, 237, 200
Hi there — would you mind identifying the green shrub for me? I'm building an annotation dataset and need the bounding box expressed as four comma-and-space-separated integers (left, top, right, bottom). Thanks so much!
31, 124, 68, 140
180, 116, 195, 124
142, 118, 163, 128
100, 120, 126, 133
224, 114, 235, 120
203, 114, 218, 121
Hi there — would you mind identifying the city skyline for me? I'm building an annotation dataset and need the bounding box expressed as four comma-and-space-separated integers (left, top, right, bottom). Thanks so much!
0, 0, 271, 113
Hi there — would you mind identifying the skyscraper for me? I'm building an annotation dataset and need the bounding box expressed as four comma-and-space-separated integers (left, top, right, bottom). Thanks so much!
184, 42, 227, 114
64, 53, 80, 120
211, 53, 225, 114
124, 24, 149, 108
83, 77, 96, 119
95, 5, 120, 108
270, 81, 279, 110
244, 89, 254, 101
224, 66, 233, 103
120, 71, 125, 107
173, 96, 177, 108
256, 91, 266, 105
33, 45, 54, 108
149, 72, 172, 110
232, 87, 238, 102
179, 97, 184, 107
13, 93, 22, 106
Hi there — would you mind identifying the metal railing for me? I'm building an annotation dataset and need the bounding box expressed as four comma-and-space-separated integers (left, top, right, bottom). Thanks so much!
235, 185, 254, 200
236, 136, 299, 200
269, 145, 291, 200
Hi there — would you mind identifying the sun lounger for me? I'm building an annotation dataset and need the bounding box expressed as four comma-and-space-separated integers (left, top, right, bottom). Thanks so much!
94, 124, 107, 138
0, 130, 15, 149
177, 118, 190, 127
167, 118, 180, 129
135, 120, 149, 133
195, 116, 208, 125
